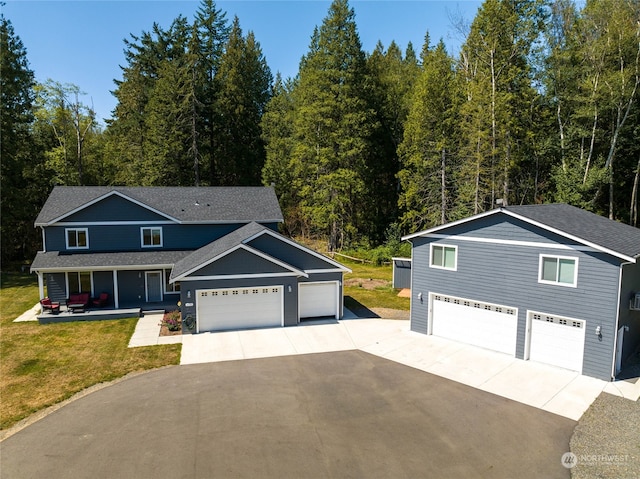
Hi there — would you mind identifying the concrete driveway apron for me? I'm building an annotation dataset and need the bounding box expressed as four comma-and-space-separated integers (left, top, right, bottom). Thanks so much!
180, 318, 634, 421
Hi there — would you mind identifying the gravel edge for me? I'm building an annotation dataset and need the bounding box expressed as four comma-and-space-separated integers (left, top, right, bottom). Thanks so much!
570, 393, 640, 479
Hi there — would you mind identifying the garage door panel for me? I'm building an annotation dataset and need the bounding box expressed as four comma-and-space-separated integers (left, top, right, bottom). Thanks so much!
528, 312, 585, 373
431, 294, 517, 356
300, 282, 337, 319
197, 286, 282, 332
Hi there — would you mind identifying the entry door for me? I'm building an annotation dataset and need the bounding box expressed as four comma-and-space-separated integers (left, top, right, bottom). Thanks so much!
145, 271, 163, 302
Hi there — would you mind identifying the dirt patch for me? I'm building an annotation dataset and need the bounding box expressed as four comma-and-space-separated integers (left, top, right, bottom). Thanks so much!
370, 308, 410, 320
344, 278, 390, 290
397, 288, 411, 298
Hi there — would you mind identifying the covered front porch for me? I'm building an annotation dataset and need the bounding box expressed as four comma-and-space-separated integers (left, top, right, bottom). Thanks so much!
36, 298, 179, 324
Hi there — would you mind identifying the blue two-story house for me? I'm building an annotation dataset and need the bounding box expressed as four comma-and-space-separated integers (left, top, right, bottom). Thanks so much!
31, 186, 350, 332
403, 204, 640, 381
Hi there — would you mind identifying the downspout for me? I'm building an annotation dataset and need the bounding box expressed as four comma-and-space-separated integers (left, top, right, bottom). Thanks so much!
611, 258, 635, 380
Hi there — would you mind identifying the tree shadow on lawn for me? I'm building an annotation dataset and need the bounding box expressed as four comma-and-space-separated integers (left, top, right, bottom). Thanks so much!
344, 296, 380, 318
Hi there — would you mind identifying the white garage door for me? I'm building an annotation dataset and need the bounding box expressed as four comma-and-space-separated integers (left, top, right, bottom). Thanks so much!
299, 282, 338, 319
431, 294, 518, 355
197, 286, 282, 333
527, 311, 585, 373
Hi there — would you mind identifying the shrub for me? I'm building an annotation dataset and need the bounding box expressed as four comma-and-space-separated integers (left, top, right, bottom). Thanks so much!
161, 310, 182, 332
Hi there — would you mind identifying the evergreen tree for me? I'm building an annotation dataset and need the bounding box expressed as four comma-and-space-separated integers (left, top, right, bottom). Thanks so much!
261, 74, 298, 232
366, 41, 419, 241
195, 0, 230, 184
0, 12, 40, 264
398, 38, 459, 230
290, 0, 378, 250
142, 16, 195, 186
214, 17, 272, 185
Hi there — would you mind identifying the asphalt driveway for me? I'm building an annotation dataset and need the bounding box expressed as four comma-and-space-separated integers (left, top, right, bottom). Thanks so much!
0, 351, 574, 479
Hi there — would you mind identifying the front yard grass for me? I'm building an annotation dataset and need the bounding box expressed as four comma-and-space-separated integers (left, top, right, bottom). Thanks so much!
341, 258, 410, 311
0, 273, 181, 431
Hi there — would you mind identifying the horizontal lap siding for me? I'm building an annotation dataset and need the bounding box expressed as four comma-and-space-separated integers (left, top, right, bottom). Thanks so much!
45, 224, 240, 252
192, 249, 291, 276
247, 235, 334, 270
63, 195, 169, 222
410, 220, 622, 380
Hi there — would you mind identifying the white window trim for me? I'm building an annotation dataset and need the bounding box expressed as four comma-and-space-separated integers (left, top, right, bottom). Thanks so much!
65, 271, 93, 295
163, 269, 180, 294
65, 228, 89, 250
140, 227, 163, 248
430, 243, 458, 271
538, 254, 578, 288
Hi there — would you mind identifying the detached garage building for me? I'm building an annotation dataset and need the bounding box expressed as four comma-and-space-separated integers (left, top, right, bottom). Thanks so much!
171, 222, 350, 333
403, 204, 640, 381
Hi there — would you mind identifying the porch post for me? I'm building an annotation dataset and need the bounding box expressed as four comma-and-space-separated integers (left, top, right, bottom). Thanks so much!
113, 270, 120, 308
38, 272, 44, 299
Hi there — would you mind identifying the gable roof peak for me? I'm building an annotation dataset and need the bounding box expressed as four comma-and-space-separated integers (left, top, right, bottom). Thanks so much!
404, 203, 640, 261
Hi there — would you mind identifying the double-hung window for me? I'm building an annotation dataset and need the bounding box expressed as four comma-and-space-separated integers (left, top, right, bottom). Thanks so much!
66, 228, 88, 250
430, 244, 457, 271
141, 227, 163, 248
539, 255, 578, 287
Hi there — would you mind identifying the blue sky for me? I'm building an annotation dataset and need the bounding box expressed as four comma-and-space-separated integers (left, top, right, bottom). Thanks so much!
4, 1, 481, 124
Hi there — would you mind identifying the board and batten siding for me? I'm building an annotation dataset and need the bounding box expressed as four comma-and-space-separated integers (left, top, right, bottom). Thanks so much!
392, 258, 412, 289
409, 217, 623, 380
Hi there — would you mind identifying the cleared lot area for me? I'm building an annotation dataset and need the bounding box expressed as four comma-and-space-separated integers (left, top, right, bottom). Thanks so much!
0, 350, 574, 479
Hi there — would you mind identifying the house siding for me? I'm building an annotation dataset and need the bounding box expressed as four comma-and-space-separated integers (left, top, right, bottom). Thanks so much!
62, 194, 171, 222
247, 235, 335, 270
44, 223, 246, 252
93, 271, 115, 304
188, 249, 291, 277
117, 270, 147, 306
45, 273, 67, 302
410, 216, 623, 381
618, 261, 640, 367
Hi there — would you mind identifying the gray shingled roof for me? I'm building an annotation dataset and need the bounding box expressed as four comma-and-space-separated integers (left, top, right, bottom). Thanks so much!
31, 250, 192, 271
35, 186, 284, 225
170, 222, 269, 280
505, 204, 640, 259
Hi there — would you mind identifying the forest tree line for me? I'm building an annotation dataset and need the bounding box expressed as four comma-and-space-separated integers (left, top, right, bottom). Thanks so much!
1, 0, 639, 266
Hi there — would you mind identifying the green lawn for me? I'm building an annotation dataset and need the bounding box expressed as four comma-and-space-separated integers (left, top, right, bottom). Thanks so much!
0, 273, 181, 431
341, 258, 410, 312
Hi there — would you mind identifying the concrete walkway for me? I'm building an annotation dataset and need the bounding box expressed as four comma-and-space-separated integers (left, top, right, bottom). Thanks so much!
128, 312, 182, 347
